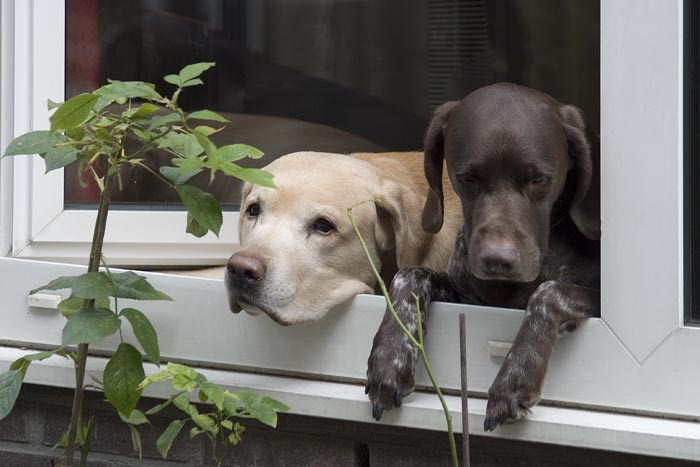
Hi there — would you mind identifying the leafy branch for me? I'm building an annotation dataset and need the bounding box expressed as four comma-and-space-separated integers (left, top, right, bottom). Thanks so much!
0, 62, 280, 466
139, 363, 289, 467
348, 201, 459, 467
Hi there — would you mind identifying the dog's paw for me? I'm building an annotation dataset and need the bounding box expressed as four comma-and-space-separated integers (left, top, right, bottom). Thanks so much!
483, 374, 541, 432
365, 338, 418, 421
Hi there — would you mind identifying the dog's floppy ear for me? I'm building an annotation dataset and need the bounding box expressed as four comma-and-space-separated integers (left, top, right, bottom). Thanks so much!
422, 101, 459, 234
372, 179, 421, 269
560, 104, 600, 240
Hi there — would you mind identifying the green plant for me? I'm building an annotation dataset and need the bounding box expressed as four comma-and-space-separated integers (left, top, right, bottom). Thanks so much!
0, 62, 282, 466
139, 362, 289, 466
348, 202, 459, 467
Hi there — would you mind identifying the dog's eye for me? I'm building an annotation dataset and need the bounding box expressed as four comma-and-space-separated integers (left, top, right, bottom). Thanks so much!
312, 217, 335, 234
245, 203, 261, 218
532, 177, 546, 185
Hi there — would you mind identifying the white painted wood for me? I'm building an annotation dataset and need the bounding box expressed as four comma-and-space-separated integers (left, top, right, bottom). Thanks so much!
0, 346, 699, 461
600, 0, 683, 361
2, 257, 700, 423
10, 0, 32, 256
27, 293, 61, 309
6, 1, 240, 267
0, 0, 16, 256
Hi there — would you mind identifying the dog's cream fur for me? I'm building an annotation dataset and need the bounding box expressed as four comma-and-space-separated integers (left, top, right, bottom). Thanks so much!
224, 151, 461, 325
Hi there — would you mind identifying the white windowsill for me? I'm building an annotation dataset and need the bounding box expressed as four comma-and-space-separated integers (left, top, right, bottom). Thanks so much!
1, 346, 698, 462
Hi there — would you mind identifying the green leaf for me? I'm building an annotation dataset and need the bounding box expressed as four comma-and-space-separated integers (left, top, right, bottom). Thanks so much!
144, 395, 177, 415
193, 131, 218, 166
0, 370, 22, 420
111, 271, 173, 301
157, 133, 203, 158
190, 427, 204, 438
44, 146, 78, 173
119, 408, 149, 426
261, 396, 290, 413
187, 110, 229, 123
148, 112, 181, 130
58, 296, 110, 319
53, 430, 69, 449
181, 78, 204, 87
3, 130, 58, 156
199, 382, 225, 411
62, 308, 120, 345
173, 393, 199, 418
172, 374, 197, 392
65, 126, 86, 141
31, 271, 113, 300
71, 272, 115, 299
104, 343, 145, 416
175, 156, 206, 173
167, 362, 200, 379
236, 391, 260, 409
220, 420, 233, 430
185, 212, 209, 238
192, 414, 217, 434
47, 98, 62, 110
157, 419, 185, 459
11, 349, 69, 378
139, 370, 172, 389
30, 275, 77, 295
131, 128, 151, 141
128, 424, 143, 459
50, 93, 98, 132
164, 74, 181, 86
250, 402, 278, 428
123, 103, 159, 119
96, 80, 162, 101
178, 62, 215, 83
233, 391, 284, 427
159, 166, 202, 185
221, 165, 276, 188
218, 144, 263, 162
193, 125, 219, 136
175, 185, 222, 237
121, 308, 160, 365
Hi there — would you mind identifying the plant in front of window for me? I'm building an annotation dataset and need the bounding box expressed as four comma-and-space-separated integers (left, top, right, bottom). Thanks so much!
139, 363, 288, 466
0, 63, 287, 466
348, 202, 460, 467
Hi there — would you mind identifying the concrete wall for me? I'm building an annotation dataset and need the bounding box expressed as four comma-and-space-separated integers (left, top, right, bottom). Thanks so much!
0, 384, 695, 467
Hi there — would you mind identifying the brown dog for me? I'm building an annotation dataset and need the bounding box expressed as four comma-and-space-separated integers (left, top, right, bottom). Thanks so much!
365, 83, 600, 430
225, 151, 462, 325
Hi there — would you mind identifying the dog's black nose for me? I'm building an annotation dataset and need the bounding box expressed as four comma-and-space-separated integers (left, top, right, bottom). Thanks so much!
480, 241, 518, 275
227, 252, 266, 284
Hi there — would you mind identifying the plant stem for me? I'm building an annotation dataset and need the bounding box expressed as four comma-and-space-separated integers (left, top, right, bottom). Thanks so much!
347, 205, 458, 467
64, 170, 115, 466
347, 204, 420, 348
414, 295, 458, 467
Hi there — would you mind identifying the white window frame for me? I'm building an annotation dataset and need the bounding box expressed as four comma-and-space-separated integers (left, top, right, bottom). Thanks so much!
1, 0, 700, 460
3, 0, 238, 267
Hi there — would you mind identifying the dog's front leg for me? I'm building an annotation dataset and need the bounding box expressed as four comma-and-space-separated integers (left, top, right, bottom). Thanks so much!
365, 267, 457, 420
483, 281, 600, 431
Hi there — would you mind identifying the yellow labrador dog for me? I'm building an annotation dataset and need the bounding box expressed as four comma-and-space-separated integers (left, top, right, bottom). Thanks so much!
225, 151, 461, 325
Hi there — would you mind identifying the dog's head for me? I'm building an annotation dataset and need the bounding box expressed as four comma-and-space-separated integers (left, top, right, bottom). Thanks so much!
225, 151, 410, 325
423, 83, 599, 283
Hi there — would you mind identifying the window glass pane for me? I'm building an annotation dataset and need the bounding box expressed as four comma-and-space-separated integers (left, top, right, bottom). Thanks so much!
685, 0, 700, 324
64, 0, 599, 209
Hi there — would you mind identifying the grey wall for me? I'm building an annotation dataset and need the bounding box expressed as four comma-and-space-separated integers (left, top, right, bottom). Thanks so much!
0, 384, 696, 466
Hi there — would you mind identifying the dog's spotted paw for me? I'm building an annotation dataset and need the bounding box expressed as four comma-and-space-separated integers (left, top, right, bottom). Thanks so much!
365, 336, 418, 421
483, 373, 541, 431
